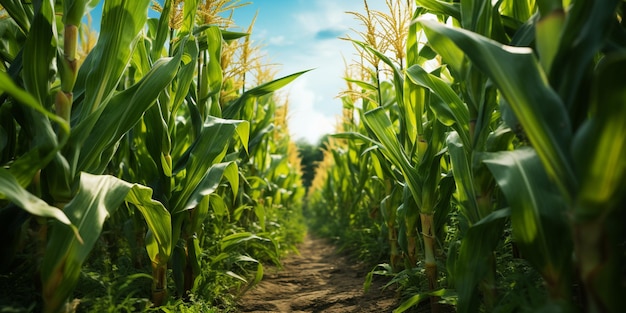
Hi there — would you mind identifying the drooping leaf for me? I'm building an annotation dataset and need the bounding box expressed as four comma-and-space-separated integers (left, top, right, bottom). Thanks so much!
363, 107, 422, 206
171, 117, 249, 214
419, 18, 576, 198
483, 147, 572, 300
0, 168, 72, 227
181, 161, 239, 212
40, 172, 170, 313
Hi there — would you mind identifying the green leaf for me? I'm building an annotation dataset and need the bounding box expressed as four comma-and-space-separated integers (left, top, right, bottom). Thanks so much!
40, 173, 170, 313
74, 0, 151, 122
203, 26, 224, 118
181, 161, 239, 212
363, 107, 423, 209
125, 183, 172, 265
63, 0, 90, 26
150, 0, 172, 59
220, 232, 270, 251
40, 173, 128, 312
0, 71, 70, 186
551, 0, 620, 113
179, 0, 198, 36
0, 0, 32, 32
460, 0, 493, 36
171, 117, 249, 214
75, 52, 182, 173
171, 38, 198, 117
0, 168, 72, 227
483, 147, 572, 300
350, 39, 404, 108
406, 65, 471, 148
454, 208, 506, 313
446, 132, 479, 223
573, 55, 626, 216
219, 29, 249, 41
22, 0, 56, 106
222, 69, 311, 119
393, 289, 454, 313
344, 77, 377, 92
419, 18, 576, 198
415, 0, 461, 21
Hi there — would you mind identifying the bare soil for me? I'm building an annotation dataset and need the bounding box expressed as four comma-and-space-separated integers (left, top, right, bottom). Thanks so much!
237, 234, 399, 313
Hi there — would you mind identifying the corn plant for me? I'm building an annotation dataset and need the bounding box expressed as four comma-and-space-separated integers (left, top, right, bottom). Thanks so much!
309, 1, 625, 312
1, 0, 307, 311
0, 0, 178, 311
416, 0, 626, 311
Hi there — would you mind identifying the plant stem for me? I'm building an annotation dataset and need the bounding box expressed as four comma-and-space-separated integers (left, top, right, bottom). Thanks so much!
421, 212, 439, 313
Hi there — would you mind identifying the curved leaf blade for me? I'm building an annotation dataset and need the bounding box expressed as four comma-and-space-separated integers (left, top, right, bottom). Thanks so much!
419, 18, 576, 198
483, 147, 572, 299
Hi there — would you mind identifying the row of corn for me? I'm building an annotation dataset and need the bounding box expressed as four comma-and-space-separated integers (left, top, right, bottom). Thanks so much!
307, 1, 625, 312
0, 0, 306, 312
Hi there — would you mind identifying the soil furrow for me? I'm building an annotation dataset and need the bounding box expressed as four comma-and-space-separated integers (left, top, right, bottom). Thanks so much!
237, 234, 398, 313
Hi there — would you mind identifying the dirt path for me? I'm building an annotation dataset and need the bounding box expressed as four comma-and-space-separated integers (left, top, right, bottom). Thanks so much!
237, 234, 399, 313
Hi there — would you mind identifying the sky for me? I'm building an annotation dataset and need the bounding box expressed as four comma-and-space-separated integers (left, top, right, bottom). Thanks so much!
226, 0, 388, 144
90, 0, 388, 144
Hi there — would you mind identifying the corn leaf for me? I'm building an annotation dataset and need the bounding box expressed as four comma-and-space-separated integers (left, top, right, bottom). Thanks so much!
573, 55, 626, 215
63, 0, 90, 26
350, 39, 404, 108
552, 0, 621, 113
171, 38, 198, 117
181, 161, 239, 212
150, 0, 172, 59
483, 147, 572, 300
419, 18, 576, 198
0, 71, 69, 186
222, 69, 311, 119
74, 0, 151, 124
171, 117, 249, 214
204, 26, 224, 117
415, 0, 461, 21
406, 65, 471, 149
446, 132, 479, 223
76, 51, 182, 173
179, 0, 198, 36
0, 0, 32, 32
21, 0, 55, 106
460, 0, 493, 36
363, 107, 423, 208
454, 207, 508, 313
125, 182, 172, 266
41, 173, 170, 313
0, 168, 72, 227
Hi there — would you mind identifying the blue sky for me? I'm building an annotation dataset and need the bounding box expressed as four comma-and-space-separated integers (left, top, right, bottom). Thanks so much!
89, 1, 387, 144
228, 0, 387, 144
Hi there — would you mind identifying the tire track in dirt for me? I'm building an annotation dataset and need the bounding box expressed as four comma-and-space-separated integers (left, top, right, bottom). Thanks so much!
237, 234, 398, 313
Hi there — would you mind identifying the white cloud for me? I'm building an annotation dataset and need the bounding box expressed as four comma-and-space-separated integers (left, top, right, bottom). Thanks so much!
293, 1, 353, 36
249, 0, 390, 143
268, 35, 291, 46
281, 77, 336, 144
